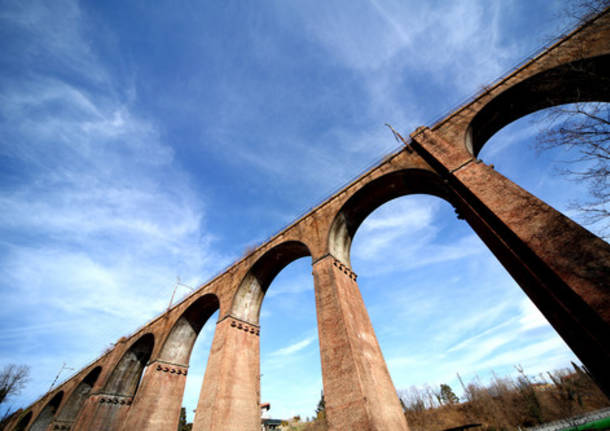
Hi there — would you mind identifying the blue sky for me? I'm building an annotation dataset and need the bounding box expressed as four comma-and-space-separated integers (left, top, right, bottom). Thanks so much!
0, 0, 604, 423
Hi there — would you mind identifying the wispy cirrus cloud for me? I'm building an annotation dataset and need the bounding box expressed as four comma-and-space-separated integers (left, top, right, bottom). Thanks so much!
0, 0, 227, 404
384, 292, 574, 392
350, 195, 577, 393
271, 335, 317, 357
351, 197, 485, 275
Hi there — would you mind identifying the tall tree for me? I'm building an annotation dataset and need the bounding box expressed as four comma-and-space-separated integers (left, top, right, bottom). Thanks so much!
177, 407, 192, 431
315, 390, 327, 423
439, 384, 459, 405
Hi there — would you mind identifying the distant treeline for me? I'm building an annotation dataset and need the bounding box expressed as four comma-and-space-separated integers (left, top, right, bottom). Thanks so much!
399, 363, 609, 431
263, 363, 609, 431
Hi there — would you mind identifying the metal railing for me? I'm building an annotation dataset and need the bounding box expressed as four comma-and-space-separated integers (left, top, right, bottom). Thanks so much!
525, 407, 610, 431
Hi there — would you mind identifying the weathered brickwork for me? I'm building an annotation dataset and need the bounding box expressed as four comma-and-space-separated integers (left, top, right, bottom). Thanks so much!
7, 8, 610, 431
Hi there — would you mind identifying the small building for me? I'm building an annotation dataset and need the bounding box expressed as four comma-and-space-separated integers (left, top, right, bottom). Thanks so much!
261, 418, 283, 430
442, 424, 483, 431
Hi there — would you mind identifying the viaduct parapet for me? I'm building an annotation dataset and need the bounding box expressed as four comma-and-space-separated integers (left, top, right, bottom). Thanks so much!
5, 8, 610, 431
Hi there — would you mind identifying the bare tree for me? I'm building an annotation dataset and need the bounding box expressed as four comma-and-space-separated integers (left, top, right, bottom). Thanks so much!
564, 0, 610, 21
535, 0, 610, 237
0, 364, 29, 406
0, 364, 30, 427
537, 102, 610, 236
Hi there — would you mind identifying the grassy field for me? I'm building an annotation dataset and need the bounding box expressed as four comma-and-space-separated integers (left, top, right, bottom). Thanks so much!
563, 415, 610, 430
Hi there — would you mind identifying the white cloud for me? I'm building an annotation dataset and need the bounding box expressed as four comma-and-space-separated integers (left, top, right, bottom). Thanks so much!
0, 0, 108, 84
445, 313, 516, 354
270, 335, 317, 357
359, 199, 436, 233
387, 355, 418, 369
476, 337, 569, 372
518, 298, 551, 332
0, 0, 230, 407
352, 198, 438, 260
480, 119, 543, 160
352, 198, 485, 274
0, 320, 80, 342
266, 281, 313, 298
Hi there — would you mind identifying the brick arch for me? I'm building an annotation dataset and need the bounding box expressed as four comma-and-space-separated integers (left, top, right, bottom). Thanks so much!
328, 168, 452, 267
29, 391, 63, 431
72, 335, 154, 431
11, 411, 32, 431
54, 366, 102, 426
467, 54, 610, 157
230, 240, 312, 325
158, 293, 220, 365
103, 333, 154, 398
117, 295, 220, 431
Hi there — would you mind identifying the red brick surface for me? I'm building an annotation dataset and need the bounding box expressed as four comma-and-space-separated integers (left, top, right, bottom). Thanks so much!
119, 361, 189, 431
192, 317, 261, 431
313, 256, 409, 431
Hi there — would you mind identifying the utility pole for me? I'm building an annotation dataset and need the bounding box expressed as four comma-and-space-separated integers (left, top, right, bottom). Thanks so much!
49, 362, 75, 392
167, 276, 196, 312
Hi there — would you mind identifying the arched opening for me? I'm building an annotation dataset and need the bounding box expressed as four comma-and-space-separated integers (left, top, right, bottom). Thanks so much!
179, 307, 219, 425
330, 167, 607, 427
159, 294, 219, 425
119, 296, 220, 430
328, 169, 452, 266
352, 194, 578, 381
478, 101, 609, 240
232, 240, 318, 421
259, 257, 321, 421
104, 333, 154, 398
54, 366, 102, 425
159, 294, 219, 365
231, 240, 311, 324
29, 391, 63, 431
467, 54, 610, 157
12, 411, 32, 431
461, 55, 610, 401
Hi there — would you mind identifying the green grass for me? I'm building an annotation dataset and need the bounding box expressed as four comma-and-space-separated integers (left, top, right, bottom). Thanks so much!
562, 416, 610, 431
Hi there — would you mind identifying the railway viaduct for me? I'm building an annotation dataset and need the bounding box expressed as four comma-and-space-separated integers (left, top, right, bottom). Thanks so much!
5, 8, 610, 431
